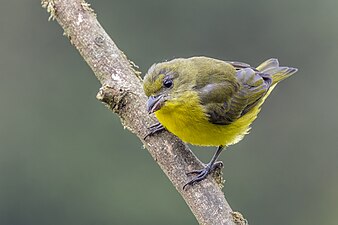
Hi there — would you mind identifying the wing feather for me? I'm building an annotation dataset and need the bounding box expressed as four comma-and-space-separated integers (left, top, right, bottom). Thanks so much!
198, 62, 272, 125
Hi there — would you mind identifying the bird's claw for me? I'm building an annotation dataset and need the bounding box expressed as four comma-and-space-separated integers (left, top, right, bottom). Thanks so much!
183, 161, 223, 190
144, 122, 165, 140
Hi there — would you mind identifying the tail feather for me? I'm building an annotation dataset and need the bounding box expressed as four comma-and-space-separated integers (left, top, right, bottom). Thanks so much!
256, 58, 279, 71
257, 58, 298, 85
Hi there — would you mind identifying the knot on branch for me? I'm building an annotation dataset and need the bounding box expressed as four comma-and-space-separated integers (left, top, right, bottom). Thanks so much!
96, 85, 129, 113
94, 35, 105, 47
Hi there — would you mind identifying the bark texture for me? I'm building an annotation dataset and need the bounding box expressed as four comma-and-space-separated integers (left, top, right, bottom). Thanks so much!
42, 1, 242, 224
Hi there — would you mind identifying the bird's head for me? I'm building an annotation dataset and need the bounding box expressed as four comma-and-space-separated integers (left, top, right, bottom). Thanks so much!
143, 59, 196, 114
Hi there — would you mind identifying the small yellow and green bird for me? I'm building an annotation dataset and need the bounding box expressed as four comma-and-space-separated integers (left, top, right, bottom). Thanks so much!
143, 56, 297, 189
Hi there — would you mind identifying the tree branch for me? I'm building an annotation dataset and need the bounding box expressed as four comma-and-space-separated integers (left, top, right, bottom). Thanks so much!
41, 1, 243, 224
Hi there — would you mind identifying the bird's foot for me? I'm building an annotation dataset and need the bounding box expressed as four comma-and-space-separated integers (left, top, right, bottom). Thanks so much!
144, 122, 165, 140
183, 161, 223, 190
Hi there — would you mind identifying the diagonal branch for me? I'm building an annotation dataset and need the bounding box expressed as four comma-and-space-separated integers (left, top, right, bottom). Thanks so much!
41, 0, 242, 224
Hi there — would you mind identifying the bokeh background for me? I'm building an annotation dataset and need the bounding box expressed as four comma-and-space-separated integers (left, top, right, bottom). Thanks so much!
1, 0, 338, 224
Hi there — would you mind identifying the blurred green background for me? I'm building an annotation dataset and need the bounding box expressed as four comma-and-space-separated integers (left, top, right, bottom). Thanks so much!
1, 0, 338, 224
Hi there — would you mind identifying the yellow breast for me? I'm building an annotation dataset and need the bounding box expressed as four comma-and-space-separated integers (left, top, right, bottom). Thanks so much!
154, 91, 264, 147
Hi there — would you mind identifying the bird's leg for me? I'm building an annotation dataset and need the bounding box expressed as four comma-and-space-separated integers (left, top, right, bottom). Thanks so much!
183, 145, 224, 190
144, 122, 165, 140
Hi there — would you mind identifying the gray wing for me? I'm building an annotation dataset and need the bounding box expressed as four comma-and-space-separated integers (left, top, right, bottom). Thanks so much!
199, 65, 272, 125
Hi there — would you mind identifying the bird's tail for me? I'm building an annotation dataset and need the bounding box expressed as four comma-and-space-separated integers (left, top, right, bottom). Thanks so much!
257, 58, 298, 85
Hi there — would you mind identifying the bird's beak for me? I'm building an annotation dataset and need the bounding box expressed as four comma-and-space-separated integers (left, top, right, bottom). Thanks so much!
147, 95, 165, 114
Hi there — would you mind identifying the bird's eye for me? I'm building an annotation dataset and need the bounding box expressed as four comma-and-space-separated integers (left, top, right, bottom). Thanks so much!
163, 79, 173, 88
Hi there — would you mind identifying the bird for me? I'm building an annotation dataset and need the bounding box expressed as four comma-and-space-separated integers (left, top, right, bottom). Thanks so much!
143, 56, 297, 190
